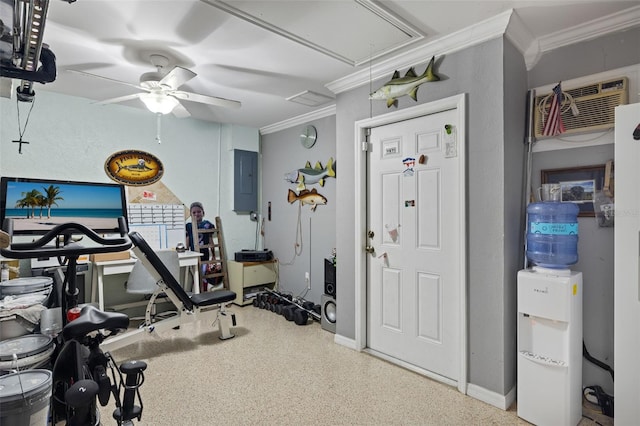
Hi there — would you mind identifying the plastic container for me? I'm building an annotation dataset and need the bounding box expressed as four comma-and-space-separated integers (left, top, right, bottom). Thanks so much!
526, 202, 579, 269
0, 276, 53, 298
0, 369, 52, 426
0, 334, 54, 372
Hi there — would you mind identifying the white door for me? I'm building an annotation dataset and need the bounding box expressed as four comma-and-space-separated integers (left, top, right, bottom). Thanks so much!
366, 108, 462, 381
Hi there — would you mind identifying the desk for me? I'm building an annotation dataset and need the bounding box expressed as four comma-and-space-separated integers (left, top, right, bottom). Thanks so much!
90, 251, 201, 311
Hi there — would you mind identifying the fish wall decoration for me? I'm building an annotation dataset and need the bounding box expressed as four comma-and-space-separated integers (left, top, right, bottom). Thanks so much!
369, 56, 441, 108
287, 188, 327, 212
284, 157, 336, 190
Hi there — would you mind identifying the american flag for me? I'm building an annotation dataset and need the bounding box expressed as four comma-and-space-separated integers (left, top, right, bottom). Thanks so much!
542, 83, 566, 136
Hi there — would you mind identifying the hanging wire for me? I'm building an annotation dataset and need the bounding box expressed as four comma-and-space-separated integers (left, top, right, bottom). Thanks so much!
537, 89, 577, 120
279, 201, 304, 266
296, 216, 312, 299
14, 97, 36, 153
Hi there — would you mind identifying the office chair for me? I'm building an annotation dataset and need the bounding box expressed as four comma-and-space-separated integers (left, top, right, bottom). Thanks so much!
126, 250, 180, 325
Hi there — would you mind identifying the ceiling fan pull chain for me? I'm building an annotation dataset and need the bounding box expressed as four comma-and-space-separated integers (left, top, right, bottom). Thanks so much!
155, 113, 162, 144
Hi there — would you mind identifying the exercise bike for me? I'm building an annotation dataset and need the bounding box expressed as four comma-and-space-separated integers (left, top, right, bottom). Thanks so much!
1, 217, 146, 426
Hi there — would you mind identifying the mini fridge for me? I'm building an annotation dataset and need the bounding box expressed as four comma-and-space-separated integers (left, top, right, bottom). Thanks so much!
517, 267, 582, 426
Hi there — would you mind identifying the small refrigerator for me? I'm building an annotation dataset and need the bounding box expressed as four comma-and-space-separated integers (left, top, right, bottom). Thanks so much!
517, 267, 582, 426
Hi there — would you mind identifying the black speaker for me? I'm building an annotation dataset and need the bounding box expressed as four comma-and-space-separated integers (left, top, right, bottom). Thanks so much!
324, 258, 336, 298
321, 294, 336, 333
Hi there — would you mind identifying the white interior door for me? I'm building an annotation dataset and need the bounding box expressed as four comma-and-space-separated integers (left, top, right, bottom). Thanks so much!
366, 107, 462, 382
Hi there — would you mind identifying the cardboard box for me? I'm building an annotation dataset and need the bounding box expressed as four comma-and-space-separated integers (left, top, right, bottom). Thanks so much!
89, 251, 131, 262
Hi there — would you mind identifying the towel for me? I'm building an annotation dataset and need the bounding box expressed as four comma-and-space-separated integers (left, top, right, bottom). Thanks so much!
0, 295, 47, 332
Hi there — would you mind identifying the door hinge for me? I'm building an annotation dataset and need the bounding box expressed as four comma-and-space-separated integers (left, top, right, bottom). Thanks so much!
361, 141, 370, 152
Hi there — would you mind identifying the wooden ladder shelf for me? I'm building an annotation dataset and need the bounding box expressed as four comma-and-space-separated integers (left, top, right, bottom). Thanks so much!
190, 216, 229, 292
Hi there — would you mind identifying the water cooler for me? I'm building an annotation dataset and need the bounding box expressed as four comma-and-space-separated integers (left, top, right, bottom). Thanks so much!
518, 202, 582, 425
517, 267, 582, 425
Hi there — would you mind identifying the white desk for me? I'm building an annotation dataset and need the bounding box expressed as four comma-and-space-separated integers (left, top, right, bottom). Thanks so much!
90, 251, 201, 311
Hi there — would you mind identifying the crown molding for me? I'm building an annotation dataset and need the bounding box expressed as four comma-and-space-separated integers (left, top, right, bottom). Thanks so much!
539, 5, 640, 54
260, 104, 336, 135
523, 5, 640, 70
325, 9, 513, 95
504, 9, 534, 59
326, 5, 640, 93
264, 5, 640, 130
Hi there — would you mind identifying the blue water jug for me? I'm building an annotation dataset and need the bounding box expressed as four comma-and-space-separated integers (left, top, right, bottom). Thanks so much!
526, 202, 579, 269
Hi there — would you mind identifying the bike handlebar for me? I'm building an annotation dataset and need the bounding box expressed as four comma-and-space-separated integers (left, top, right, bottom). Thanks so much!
0, 217, 132, 259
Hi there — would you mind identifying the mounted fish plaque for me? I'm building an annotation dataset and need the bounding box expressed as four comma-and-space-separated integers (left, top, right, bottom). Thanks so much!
369, 56, 441, 108
104, 149, 164, 186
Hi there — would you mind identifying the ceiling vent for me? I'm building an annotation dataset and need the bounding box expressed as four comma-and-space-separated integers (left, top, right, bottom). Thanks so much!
534, 77, 628, 138
286, 90, 334, 107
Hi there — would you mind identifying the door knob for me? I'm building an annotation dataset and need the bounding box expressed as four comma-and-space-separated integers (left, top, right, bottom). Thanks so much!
365, 245, 375, 254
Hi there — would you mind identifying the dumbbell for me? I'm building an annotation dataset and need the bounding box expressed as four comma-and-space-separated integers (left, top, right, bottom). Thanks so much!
293, 308, 310, 326
282, 305, 297, 321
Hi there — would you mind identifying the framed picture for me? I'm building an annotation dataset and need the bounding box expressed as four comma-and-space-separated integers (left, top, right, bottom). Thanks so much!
541, 164, 606, 217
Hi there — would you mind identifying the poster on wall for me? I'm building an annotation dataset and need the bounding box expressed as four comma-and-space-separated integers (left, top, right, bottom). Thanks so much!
104, 150, 164, 186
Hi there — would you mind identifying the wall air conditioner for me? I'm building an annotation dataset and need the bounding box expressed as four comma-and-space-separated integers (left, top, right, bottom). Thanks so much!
534, 77, 628, 138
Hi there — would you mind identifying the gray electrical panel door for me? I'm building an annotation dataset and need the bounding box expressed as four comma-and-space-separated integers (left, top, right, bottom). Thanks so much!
234, 149, 258, 212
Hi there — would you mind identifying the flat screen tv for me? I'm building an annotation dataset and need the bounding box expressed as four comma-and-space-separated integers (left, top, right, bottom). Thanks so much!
0, 176, 128, 235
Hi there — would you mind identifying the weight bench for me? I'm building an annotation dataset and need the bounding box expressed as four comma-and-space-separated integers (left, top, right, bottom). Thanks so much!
101, 231, 237, 353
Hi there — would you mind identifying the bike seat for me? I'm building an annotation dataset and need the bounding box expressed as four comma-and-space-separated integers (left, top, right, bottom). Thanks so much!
62, 305, 129, 340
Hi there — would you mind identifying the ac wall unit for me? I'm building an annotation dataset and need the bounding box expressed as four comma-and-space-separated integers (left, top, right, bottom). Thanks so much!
534, 77, 628, 138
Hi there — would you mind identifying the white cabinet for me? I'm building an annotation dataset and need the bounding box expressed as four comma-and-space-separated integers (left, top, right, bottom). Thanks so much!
517, 267, 582, 426
228, 260, 277, 305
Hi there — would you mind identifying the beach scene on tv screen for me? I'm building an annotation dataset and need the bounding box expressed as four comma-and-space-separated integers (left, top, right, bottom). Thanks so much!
4, 181, 124, 232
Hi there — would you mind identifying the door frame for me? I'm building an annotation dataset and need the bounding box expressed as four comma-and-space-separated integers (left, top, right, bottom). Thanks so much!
353, 93, 467, 393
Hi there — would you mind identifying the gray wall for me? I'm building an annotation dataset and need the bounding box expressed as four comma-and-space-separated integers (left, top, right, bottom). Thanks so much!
260, 115, 336, 304
258, 28, 640, 401
527, 26, 640, 396
331, 38, 524, 397
502, 40, 529, 394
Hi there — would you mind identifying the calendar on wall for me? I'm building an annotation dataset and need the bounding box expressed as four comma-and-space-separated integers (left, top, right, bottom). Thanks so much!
127, 204, 186, 250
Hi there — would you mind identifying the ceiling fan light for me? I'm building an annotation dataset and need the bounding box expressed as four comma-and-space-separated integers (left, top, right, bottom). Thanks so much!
139, 92, 179, 114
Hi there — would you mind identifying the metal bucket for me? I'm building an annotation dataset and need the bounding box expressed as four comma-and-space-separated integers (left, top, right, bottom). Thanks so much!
0, 369, 52, 426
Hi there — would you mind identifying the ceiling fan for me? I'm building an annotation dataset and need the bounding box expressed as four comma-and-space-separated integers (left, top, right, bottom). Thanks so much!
69, 54, 241, 117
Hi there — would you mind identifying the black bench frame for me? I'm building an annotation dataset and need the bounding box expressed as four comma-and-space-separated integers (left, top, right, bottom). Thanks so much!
102, 232, 237, 352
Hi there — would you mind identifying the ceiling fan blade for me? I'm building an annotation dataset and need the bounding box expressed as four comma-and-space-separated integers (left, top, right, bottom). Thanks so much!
172, 90, 241, 109
160, 66, 196, 90
68, 69, 145, 91
94, 93, 142, 105
171, 101, 191, 118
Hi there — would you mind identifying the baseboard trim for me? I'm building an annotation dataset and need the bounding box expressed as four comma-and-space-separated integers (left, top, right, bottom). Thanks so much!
467, 383, 516, 411
334, 333, 357, 350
